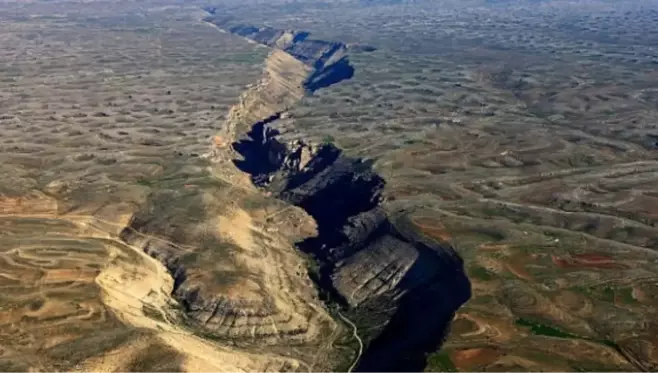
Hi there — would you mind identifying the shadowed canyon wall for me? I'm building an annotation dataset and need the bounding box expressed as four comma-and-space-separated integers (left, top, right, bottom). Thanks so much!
118, 7, 472, 371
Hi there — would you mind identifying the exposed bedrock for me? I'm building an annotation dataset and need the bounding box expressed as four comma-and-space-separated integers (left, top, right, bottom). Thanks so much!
232, 127, 472, 371
117, 186, 331, 352
202, 11, 369, 93
204, 6, 469, 369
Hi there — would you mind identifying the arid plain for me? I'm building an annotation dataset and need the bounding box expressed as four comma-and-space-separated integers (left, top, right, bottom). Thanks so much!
0, 1, 339, 371
2, 0, 658, 371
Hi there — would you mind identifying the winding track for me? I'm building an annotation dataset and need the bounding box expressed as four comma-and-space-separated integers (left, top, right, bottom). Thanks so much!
337, 310, 364, 373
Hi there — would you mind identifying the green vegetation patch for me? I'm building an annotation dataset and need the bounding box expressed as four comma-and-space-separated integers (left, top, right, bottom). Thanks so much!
472, 226, 507, 241
469, 266, 494, 281
516, 317, 622, 355
617, 287, 637, 304
570, 285, 636, 305
601, 287, 615, 302
136, 178, 154, 186
425, 351, 457, 372
515, 318, 579, 339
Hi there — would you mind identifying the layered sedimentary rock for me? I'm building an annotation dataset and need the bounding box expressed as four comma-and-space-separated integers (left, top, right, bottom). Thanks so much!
115, 176, 334, 348
233, 131, 472, 371
204, 11, 358, 95
203, 11, 367, 148
203, 8, 471, 370
224, 50, 310, 132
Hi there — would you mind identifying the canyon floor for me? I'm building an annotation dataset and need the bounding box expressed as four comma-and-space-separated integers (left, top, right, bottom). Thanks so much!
2, 0, 658, 371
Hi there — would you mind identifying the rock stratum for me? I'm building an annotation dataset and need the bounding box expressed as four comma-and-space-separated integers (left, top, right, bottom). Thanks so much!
204, 8, 361, 93
6, 1, 658, 371
201, 8, 374, 141
200, 8, 472, 371
233, 126, 472, 371
0, 5, 469, 371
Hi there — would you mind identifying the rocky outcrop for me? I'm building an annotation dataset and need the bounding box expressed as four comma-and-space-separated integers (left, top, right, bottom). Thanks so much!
203, 9, 375, 162
203, 7, 469, 370
232, 129, 472, 371
116, 182, 335, 361
202, 11, 372, 94
215, 48, 310, 143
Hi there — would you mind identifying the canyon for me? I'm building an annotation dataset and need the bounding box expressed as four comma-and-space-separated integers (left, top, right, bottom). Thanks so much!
3, 0, 658, 371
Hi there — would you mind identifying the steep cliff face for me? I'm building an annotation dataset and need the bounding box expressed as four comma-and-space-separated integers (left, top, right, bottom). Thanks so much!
116, 176, 335, 361
221, 50, 310, 140
202, 8, 470, 370
232, 130, 472, 371
203, 12, 362, 94
203, 11, 375, 169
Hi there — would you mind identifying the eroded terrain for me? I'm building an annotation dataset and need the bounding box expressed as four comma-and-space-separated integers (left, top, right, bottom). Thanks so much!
200, 0, 658, 371
0, 1, 352, 370
2, 0, 658, 371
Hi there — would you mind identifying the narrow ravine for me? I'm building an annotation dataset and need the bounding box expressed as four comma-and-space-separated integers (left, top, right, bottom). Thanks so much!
202, 7, 472, 370
231, 126, 471, 371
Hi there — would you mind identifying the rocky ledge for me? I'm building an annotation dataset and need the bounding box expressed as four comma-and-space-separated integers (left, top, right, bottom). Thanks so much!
201, 7, 470, 370
203, 8, 376, 93
233, 122, 472, 371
